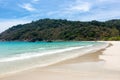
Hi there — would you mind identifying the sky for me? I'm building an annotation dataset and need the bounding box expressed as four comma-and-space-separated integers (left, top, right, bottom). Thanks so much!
0, 0, 120, 32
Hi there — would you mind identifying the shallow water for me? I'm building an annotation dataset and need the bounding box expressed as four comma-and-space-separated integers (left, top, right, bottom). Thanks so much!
0, 41, 107, 75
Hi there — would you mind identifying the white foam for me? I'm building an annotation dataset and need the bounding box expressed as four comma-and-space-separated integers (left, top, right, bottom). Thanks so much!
0, 46, 86, 62
0, 42, 109, 75
38, 48, 46, 49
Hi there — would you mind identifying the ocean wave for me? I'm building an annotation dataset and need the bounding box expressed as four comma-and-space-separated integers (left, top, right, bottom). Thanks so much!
38, 48, 46, 49
0, 45, 91, 63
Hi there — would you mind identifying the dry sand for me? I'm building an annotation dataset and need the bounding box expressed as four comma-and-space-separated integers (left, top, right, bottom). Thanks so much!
0, 41, 120, 80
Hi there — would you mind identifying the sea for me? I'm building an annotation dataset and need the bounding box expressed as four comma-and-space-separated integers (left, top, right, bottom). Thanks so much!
0, 41, 108, 75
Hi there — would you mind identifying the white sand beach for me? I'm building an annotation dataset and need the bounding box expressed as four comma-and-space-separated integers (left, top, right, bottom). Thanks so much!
0, 41, 120, 80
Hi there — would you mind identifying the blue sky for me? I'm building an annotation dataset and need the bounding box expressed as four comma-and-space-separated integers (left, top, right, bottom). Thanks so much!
0, 0, 120, 32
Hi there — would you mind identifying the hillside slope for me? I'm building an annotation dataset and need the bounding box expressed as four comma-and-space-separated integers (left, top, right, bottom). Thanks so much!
0, 19, 120, 41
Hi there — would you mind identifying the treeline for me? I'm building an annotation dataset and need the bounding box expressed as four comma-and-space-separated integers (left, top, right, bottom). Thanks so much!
0, 19, 120, 41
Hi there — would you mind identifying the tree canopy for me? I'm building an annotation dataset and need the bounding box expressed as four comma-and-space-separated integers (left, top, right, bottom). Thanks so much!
0, 19, 120, 41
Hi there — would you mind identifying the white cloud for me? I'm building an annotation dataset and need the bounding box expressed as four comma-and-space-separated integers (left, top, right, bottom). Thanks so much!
0, 19, 30, 33
31, 0, 39, 3
83, 10, 120, 21
47, 0, 91, 17
19, 3, 36, 12
46, 0, 120, 21
98, 0, 118, 2
32, 0, 39, 2
65, 1, 91, 13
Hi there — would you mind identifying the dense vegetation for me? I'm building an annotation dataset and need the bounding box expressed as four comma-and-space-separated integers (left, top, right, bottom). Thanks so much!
0, 19, 120, 41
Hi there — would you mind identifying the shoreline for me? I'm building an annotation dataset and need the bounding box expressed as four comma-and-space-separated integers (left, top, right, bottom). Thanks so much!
1, 41, 120, 80
0, 41, 109, 78
51, 42, 112, 66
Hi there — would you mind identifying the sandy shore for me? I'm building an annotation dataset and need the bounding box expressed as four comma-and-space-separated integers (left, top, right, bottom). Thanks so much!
1, 41, 120, 80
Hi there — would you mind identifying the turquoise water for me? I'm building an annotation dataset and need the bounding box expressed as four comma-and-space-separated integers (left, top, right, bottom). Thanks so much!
0, 41, 107, 75
0, 41, 100, 59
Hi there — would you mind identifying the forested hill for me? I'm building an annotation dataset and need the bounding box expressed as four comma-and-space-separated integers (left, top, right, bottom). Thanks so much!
0, 19, 120, 41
